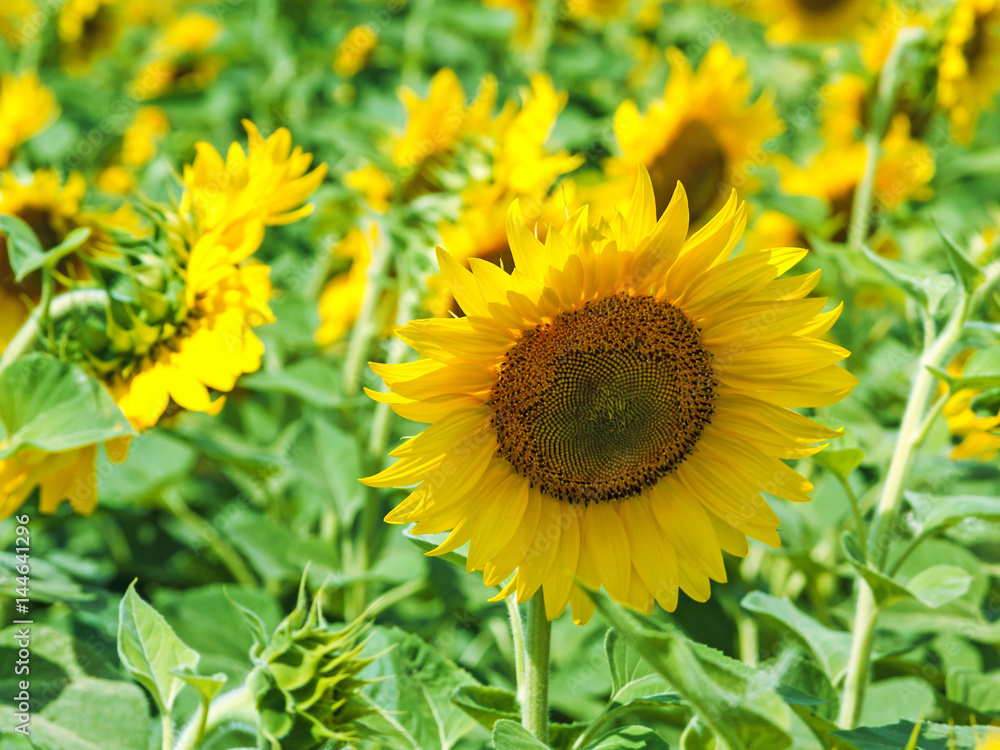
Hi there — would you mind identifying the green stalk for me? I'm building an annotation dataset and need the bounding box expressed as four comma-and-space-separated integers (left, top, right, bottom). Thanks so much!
518, 594, 551, 743
837, 292, 968, 728
173, 686, 257, 750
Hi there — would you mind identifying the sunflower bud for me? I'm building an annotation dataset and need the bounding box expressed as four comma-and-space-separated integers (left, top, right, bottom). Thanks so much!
246, 578, 375, 749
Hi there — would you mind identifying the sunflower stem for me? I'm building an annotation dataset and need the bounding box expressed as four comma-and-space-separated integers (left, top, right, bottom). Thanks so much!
837, 289, 969, 729
519, 593, 551, 743
173, 686, 256, 750
846, 26, 923, 249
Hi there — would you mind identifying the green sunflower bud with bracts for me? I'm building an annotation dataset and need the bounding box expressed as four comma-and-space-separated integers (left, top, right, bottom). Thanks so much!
246, 577, 376, 750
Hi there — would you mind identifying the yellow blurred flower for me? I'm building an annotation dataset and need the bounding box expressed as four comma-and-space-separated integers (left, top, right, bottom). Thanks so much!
944, 350, 1000, 461
605, 42, 784, 224
132, 13, 223, 99
859, 2, 932, 73
316, 224, 379, 345
563, 0, 629, 21
122, 106, 170, 167
393, 69, 498, 170
58, 0, 121, 72
181, 119, 327, 259
742, 209, 802, 251
749, 0, 872, 43
345, 163, 393, 212
334, 24, 377, 77
0, 444, 103, 516
938, 0, 1000, 143
0, 72, 59, 169
0, 0, 38, 49
819, 74, 869, 145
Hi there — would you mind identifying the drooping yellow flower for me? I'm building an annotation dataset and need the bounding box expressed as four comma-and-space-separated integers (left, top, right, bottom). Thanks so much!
392, 69, 498, 170
316, 224, 379, 346
334, 24, 378, 77
181, 120, 327, 259
0, 444, 103, 517
938, 0, 1000, 143
0, 72, 59, 168
58, 0, 121, 72
606, 43, 784, 224
345, 164, 393, 212
364, 167, 854, 624
943, 350, 1000, 461
122, 106, 170, 167
748, 0, 872, 43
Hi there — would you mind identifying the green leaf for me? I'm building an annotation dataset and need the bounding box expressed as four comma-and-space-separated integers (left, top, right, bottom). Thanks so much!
741, 592, 852, 683
904, 565, 973, 608
946, 668, 1000, 713
860, 243, 956, 314
13, 678, 152, 750
582, 725, 670, 749
831, 719, 997, 749
117, 580, 200, 713
604, 628, 671, 703
0, 214, 45, 281
906, 492, 1000, 539
927, 347, 1000, 391
594, 591, 792, 750
0, 355, 134, 459
451, 684, 520, 730
171, 665, 227, 705
493, 719, 549, 749
842, 533, 913, 608
364, 626, 479, 750
812, 448, 864, 480
241, 358, 344, 407
935, 220, 984, 293
309, 417, 365, 523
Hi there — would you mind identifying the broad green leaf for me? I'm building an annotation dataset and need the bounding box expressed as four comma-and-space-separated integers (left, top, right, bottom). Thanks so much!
310, 417, 365, 523
99, 429, 196, 504
594, 591, 792, 750
24, 678, 151, 750
604, 628, 671, 703
0, 214, 45, 281
0, 355, 134, 459
583, 725, 670, 749
363, 626, 479, 750
946, 668, 1000, 713
451, 684, 520, 730
860, 244, 955, 314
16, 226, 93, 280
493, 719, 549, 749
812, 448, 864, 480
842, 533, 913, 608
906, 492, 1000, 539
741, 592, 852, 682
831, 719, 998, 749
241, 358, 344, 407
171, 665, 227, 704
859, 677, 935, 728
117, 580, 200, 713
903, 565, 972, 608
926, 347, 1000, 391
404, 524, 470, 570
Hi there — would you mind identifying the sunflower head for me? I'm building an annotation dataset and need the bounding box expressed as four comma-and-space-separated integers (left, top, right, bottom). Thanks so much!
937, 0, 1000, 143
0, 72, 58, 168
247, 578, 375, 749
365, 167, 854, 624
334, 24, 378, 78
751, 0, 873, 43
58, 0, 121, 72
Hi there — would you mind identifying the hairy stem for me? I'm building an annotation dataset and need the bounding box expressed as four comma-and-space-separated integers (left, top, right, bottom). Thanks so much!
519, 593, 551, 742
174, 686, 257, 750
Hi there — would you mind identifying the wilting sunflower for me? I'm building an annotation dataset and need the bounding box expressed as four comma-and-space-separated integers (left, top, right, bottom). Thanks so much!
938, 0, 1000, 143
0, 72, 58, 169
604, 42, 783, 225
364, 168, 855, 624
747, 0, 872, 43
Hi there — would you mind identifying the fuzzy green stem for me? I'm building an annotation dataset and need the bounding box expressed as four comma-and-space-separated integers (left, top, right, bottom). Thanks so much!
505, 596, 526, 694
173, 686, 256, 750
0, 289, 109, 375
846, 27, 923, 249
519, 593, 551, 743
161, 712, 174, 750
837, 292, 968, 728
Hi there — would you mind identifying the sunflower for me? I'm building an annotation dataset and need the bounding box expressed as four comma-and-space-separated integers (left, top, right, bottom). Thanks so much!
938, 0, 1000, 143
0, 0, 37, 48
0, 72, 59, 169
605, 42, 783, 225
748, 0, 872, 43
316, 223, 385, 346
58, 0, 121, 72
363, 168, 854, 624
132, 13, 223, 100
122, 106, 170, 167
334, 24, 378, 78
943, 350, 1000, 461
344, 163, 393, 213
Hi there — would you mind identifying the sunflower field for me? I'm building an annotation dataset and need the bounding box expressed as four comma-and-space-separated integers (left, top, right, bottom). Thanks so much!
2, 0, 1000, 748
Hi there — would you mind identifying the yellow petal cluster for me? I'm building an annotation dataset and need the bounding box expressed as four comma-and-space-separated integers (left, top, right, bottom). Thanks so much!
0, 72, 58, 168
937, 0, 1000, 143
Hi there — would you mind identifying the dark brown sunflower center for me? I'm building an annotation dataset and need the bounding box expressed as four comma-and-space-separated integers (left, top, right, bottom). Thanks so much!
964, 13, 990, 71
489, 293, 717, 504
647, 120, 726, 223
796, 0, 848, 14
